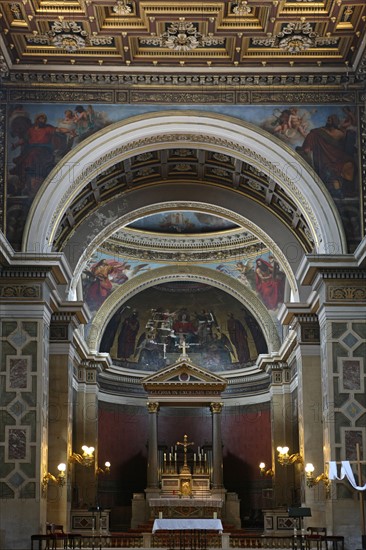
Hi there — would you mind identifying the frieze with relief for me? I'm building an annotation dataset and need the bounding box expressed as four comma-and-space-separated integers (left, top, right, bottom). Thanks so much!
0, 285, 41, 298
328, 286, 366, 301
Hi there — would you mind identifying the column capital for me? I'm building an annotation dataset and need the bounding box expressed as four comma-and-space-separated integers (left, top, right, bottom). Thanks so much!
147, 401, 159, 413
210, 402, 223, 414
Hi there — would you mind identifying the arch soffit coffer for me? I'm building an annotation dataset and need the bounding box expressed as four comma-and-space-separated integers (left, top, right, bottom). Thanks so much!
23, 112, 346, 255
87, 265, 282, 356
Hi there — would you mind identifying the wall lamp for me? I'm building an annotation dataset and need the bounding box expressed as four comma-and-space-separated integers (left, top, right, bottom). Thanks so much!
69, 445, 95, 467
277, 446, 304, 466
96, 461, 111, 475
42, 463, 66, 491
304, 463, 330, 491
259, 462, 274, 476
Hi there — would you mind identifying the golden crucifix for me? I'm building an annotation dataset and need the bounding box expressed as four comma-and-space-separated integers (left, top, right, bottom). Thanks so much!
176, 434, 194, 474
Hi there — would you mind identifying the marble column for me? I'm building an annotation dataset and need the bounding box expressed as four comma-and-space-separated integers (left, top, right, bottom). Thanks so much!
266, 361, 296, 508
71, 358, 105, 510
47, 309, 87, 529
210, 402, 224, 489
0, 257, 72, 550
146, 402, 160, 489
298, 258, 366, 549
291, 312, 325, 526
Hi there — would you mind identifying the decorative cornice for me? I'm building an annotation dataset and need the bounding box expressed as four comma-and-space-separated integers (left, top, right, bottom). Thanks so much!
4, 72, 360, 89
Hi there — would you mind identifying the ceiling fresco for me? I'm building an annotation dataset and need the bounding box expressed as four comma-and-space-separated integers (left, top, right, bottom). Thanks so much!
127, 211, 239, 234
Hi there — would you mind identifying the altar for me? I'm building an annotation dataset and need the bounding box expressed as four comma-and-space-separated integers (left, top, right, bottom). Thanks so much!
131, 356, 241, 530
152, 518, 224, 533
149, 497, 224, 520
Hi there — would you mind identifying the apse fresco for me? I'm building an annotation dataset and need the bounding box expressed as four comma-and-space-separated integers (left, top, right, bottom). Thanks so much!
6, 103, 360, 249
99, 282, 268, 372
128, 211, 239, 233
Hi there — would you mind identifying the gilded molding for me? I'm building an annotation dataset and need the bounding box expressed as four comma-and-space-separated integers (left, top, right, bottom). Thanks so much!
0, 105, 5, 233
9, 89, 115, 103
6, 73, 358, 89
210, 402, 223, 413
147, 402, 160, 413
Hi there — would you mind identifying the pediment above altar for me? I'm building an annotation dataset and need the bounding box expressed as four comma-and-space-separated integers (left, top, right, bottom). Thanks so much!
142, 356, 227, 403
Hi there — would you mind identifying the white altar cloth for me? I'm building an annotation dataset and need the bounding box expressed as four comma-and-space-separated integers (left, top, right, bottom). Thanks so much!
150, 498, 223, 508
152, 519, 223, 533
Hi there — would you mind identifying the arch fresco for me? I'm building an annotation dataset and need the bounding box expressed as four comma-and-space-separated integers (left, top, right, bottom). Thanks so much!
87, 265, 282, 359
22, 111, 347, 255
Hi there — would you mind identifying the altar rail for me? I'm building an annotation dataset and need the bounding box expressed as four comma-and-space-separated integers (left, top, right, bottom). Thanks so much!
31, 532, 295, 548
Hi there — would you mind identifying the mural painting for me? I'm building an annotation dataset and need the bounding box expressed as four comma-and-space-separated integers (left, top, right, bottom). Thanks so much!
6, 103, 360, 250
99, 282, 268, 372
128, 211, 239, 233
82, 252, 158, 313
81, 249, 286, 320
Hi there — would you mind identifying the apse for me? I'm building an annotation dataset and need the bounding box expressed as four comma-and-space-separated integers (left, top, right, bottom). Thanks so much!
99, 281, 268, 372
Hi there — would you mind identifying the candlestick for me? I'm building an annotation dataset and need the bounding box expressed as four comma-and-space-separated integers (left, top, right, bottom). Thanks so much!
164, 453, 166, 461
174, 453, 177, 462
169, 453, 172, 462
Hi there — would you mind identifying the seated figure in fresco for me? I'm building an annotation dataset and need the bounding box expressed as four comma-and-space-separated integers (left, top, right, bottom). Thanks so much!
255, 258, 285, 311
172, 312, 197, 343
10, 112, 75, 197
296, 112, 357, 199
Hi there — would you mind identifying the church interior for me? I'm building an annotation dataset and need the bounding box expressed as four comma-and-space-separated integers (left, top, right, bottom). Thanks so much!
0, 1, 366, 549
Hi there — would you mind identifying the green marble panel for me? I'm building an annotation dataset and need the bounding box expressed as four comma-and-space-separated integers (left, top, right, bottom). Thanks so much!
1, 322, 17, 337
0, 342, 17, 370
22, 321, 38, 338
22, 341, 37, 369
352, 322, 366, 339
21, 411, 37, 441
0, 482, 14, 499
20, 482, 36, 498
331, 322, 347, 339
0, 378, 16, 406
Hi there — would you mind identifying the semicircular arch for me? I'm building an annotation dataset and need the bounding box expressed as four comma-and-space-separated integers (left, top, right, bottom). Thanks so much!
88, 265, 282, 356
70, 199, 299, 303
23, 111, 346, 255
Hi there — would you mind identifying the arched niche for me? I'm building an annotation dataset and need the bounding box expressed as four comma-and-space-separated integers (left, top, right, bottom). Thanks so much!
87, 265, 282, 356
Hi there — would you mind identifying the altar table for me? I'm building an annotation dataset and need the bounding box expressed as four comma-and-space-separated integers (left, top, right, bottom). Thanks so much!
152, 519, 223, 533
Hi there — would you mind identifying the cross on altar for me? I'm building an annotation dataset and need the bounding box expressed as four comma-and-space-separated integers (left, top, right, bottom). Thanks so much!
176, 434, 194, 473
178, 339, 189, 357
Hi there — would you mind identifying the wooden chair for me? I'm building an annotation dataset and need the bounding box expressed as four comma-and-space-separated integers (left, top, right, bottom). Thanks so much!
45, 524, 67, 549
305, 527, 327, 550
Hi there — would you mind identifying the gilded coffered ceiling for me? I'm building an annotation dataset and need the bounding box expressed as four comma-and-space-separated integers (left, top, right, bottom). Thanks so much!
0, 0, 365, 78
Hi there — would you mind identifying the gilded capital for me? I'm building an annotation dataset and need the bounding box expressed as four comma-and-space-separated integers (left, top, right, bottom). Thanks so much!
210, 402, 223, 414
147, 401, 159, 413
